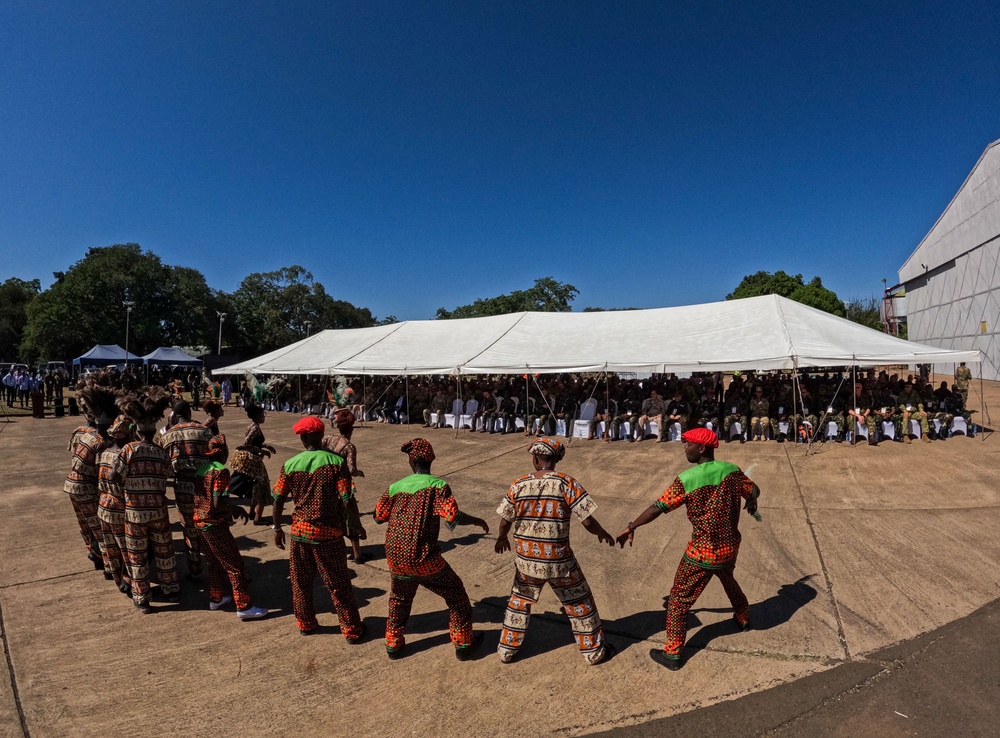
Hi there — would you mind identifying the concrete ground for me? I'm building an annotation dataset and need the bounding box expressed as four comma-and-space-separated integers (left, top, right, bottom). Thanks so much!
0, 378, 997, 737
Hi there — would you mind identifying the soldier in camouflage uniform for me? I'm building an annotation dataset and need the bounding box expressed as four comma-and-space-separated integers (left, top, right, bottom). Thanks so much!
612, 392, 642, 442
790, 385, 819, 443
846, 382, 878, 445
814, 382, 846, 442
954, 362, 972, 407
748, 385, 771, 441
897, 383, 931, 444
722, 396, 749, 443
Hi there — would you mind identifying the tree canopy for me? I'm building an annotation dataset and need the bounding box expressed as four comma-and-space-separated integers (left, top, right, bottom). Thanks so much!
436, 277, 579, 319
727, 270, 846, 318
20, 244, 218, 363
230, 266, 376, 354
0, 278, 40, 362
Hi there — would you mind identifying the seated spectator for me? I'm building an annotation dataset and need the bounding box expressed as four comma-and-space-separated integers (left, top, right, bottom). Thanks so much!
635, 389, 668, 443
664, 391, 690, 442
423, 388, 449, 429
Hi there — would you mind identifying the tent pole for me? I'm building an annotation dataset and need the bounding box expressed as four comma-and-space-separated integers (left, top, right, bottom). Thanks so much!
525, 368, 530, 437
790, 365, 798, 446
604, 365, 611, 442
405, 373, 410, 427
455, 374, 462, 438
851, 361, 857, 446
361, 372, 367, 427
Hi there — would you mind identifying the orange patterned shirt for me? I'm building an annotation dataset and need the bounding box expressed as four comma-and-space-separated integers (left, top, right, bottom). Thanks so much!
497, 471, 597, 579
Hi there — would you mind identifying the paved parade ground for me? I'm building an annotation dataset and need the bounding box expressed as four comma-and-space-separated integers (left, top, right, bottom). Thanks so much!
1, 379, 998, 737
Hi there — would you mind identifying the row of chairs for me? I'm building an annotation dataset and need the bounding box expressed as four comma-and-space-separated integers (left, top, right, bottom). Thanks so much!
732, 416, 974, 442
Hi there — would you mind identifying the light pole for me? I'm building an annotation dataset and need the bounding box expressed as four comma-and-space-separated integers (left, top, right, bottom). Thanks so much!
217, 311, 227, 355
304, 320, 312, 338
123, 300, 135, 368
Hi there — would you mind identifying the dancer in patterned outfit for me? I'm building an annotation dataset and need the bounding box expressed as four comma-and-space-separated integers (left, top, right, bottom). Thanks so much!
117, 388, 181, 613
230, 403, 274, 525
374, 439, 489, 660
161, 401, 211, 579
202, 399, 224, 436
617, 427, 760, 670
65, 385, 114, 570
323, 409, 367, 563
193, 434, 267, 619
495, 438, 617, 665
272, 416, 364, 640
97, 414, 136, 595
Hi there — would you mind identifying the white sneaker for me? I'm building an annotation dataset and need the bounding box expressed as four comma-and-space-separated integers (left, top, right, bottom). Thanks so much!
236, 605, 268, 620
209, 595, 232, 611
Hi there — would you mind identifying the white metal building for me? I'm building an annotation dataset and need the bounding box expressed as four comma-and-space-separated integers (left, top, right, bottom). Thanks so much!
899, 138, 1000, 381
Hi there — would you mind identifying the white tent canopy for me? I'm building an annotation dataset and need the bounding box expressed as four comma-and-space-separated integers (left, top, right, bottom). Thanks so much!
213, 294, 982, 377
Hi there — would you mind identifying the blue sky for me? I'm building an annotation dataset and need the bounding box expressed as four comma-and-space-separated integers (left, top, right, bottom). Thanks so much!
2, 1, 998, 321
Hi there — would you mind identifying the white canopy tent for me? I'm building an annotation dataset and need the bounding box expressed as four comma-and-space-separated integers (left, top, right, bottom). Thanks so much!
213, 295, 981, 377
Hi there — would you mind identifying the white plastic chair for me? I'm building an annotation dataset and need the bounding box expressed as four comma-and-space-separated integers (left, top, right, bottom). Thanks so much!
460, 399, 478, 429
881, 421, 896, 440
909, 419, 922, 438
826, 421, 839, 439
951, 416, 968, 436
571, 399, 598, 438
727, 421, 743, 441
854, 421, 868, 440
444, 399, 463, 429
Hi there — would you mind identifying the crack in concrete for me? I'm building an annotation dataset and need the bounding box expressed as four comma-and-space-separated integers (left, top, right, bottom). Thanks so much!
783, 442, 852, 661
0, 593, 31, 738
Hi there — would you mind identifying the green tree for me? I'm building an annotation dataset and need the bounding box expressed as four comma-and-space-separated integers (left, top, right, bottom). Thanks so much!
436, 277, 579, 319
20, 244, 215, 363
844, 295, 884, 331
0, 277, 40, 362
727, 271, 845, 318
230, 266, 376, 353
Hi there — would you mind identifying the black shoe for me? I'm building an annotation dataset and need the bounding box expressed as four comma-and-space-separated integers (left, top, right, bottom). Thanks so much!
591, 641, 617, 665
455, 632, 485, 661
649, 648, 682, 670
185, 571, 202, 583
299, 627, 318, 637
739, 437, 745, 444
734, 615, 751, 631
103, 572, 114, 581
386, 645, 405, 660
868, 437, 878, 446
134, 602, 152, 614
88, 552, 104, 570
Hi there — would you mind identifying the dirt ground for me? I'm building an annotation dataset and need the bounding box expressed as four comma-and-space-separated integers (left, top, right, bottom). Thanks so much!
0, 375, 997, 737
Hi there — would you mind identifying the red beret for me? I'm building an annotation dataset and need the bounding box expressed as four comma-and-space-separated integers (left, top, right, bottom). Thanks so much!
293, 415, 326, 435
681, 427, 719, 448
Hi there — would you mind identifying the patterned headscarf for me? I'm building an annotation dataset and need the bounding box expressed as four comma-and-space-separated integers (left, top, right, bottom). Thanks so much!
333, 409, 356, 430
401, 438, 435, 464
529, 437, 566, 462
207, 434, 228, 459
107, 414, 134, 443
681, 427, 719, 449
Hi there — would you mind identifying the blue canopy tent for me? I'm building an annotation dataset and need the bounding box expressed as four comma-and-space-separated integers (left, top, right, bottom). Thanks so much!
72, 344, 143, 371
142, 347, 203, 367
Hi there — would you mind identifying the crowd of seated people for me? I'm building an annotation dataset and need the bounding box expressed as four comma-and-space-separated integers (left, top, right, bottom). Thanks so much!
229, 369, 978, 446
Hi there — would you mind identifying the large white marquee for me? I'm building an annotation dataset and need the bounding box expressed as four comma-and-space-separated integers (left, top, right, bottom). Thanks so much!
214, 294, 981, 377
